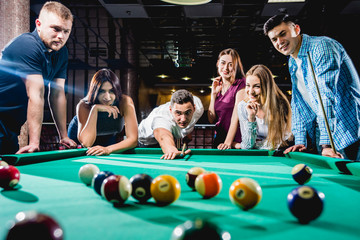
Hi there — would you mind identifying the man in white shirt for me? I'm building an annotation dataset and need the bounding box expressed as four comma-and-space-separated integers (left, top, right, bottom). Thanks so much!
138, 89, 204, 160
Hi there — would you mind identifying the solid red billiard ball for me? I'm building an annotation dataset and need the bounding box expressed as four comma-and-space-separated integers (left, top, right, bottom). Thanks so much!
150, 175, 181, 205
195, 172, 222, 199
229, 178, 262, 210
292, 164, 313, 185
92, 171, 114, 195
287, 186, 325, 224
58, 146, 65, 150
0, 165, 20, 189
77, 145, 82, 149
78, 164, 100, 185
101, 175, 132, 205
129, 173, 153, 203
186, 167, 205, 190
6, 211, 63, 240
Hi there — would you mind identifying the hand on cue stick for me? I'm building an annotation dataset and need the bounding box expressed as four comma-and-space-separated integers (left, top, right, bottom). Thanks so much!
307, 52, 343, 159
180, 143, 186, 158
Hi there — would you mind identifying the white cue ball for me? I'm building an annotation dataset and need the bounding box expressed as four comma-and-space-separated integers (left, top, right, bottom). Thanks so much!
79, 164, 100, 185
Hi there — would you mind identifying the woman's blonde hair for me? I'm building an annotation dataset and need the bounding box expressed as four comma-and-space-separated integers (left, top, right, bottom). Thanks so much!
246, 64, 292, 149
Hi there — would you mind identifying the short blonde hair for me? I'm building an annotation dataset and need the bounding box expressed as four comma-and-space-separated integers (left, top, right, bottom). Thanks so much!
39, 1, 73, 22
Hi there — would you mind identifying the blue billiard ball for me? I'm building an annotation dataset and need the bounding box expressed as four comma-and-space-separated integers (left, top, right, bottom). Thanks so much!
92, 171, 114, 195
287, 186, 325, 224
292, 164, 313, 185
129, 174, 153, 203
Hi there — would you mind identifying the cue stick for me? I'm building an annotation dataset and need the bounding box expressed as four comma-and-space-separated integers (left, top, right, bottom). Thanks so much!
307, 52, 337, 153
180, 143, 186, 157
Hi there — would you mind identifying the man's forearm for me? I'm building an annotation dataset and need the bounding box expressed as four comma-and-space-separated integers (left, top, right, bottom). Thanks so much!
27, 97, 44, 146
49, 89, 68, 139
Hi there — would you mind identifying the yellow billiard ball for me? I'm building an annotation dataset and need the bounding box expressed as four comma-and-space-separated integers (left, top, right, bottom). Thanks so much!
229, 178, 262, 210
150, 175, 181, 205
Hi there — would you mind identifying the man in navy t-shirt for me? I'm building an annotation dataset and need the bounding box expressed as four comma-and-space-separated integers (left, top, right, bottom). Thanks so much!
0, 1, 77, 154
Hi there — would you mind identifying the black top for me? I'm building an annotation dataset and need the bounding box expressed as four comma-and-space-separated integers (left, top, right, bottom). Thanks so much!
0, 30, 69, 134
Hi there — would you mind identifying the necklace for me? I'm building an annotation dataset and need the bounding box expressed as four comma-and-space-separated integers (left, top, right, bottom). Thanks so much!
221, 83, 231, 95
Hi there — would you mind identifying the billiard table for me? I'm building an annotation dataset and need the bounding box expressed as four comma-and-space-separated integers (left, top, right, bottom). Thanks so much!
1, 148, 360, 239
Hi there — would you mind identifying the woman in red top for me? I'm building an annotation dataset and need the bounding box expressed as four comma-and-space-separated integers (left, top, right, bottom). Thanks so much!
208, 48, 246, 150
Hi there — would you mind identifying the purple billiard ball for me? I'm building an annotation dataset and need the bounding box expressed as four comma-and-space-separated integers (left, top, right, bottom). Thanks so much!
6, 211, 63, 240
92, 171, 114, 195
287, 186, 325, 224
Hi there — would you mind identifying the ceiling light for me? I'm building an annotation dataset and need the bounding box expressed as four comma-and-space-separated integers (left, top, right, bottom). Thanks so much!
161, 0, 212, 6
182, 76, 191, 81
268, 0, 305, 2
171, 89, 176, 93
200, 89, 205, 93
157, 74, 169, 79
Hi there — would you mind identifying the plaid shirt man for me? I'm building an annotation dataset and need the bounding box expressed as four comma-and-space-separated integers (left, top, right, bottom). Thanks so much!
289, 34, 360, 150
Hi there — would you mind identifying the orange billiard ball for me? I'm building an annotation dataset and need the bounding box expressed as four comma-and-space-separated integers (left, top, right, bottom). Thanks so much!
229, 178, 262, 210
195, 172, 222, 199
150, 175, 181, 205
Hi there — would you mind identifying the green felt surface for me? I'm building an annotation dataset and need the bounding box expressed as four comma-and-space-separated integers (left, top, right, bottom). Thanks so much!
1, 149, 360, 239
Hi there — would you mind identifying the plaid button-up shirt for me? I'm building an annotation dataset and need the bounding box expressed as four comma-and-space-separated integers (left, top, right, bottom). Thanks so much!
289, 34, 360, 150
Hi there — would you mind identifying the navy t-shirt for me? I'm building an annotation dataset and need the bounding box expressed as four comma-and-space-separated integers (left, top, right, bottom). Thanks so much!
0, 29, 69, 134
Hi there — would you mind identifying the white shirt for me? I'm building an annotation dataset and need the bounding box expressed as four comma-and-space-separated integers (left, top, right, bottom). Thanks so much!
237, 100, 268, 149
138, 96, 204, 145
294, 57, 315, 112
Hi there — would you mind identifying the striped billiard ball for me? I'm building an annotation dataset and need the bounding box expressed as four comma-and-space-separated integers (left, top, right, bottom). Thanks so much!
92, 171, 114, 195
292, 164, 313, 185
186, 167, 205, 191
150, 175, 181, 205
195, 172, 222, 199
101, 175, 132, 205
229, 178, 262, 210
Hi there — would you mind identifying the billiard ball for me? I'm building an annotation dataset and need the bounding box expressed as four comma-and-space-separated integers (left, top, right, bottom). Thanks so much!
58, 146, 65, 150
0, 165, 20, 189
6, 211, 63, 240
92, 171, 114, 195
170, 218, 231, 240
101, 175, 132, 205
150, 175, 181, 205
229, 178, 262, 210
186, 167, 205, 191
77, 145, 82, 149
129, 173, 153, 203
78, 164, 100, 185
292, 164, 313, 185
0, 160, 9, 167
287, 186, 325, 224
194, 172, 222, 199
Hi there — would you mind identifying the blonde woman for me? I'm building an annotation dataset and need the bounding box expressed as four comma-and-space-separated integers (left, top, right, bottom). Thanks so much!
238, 64, 292, 150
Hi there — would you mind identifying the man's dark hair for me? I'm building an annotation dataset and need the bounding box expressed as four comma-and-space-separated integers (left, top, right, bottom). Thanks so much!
170, 89, 194, 106
263, 14, 295, 36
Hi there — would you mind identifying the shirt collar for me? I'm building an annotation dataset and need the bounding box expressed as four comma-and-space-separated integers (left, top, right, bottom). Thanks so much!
297, 34, 310, 58
31, 29, 59, 56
